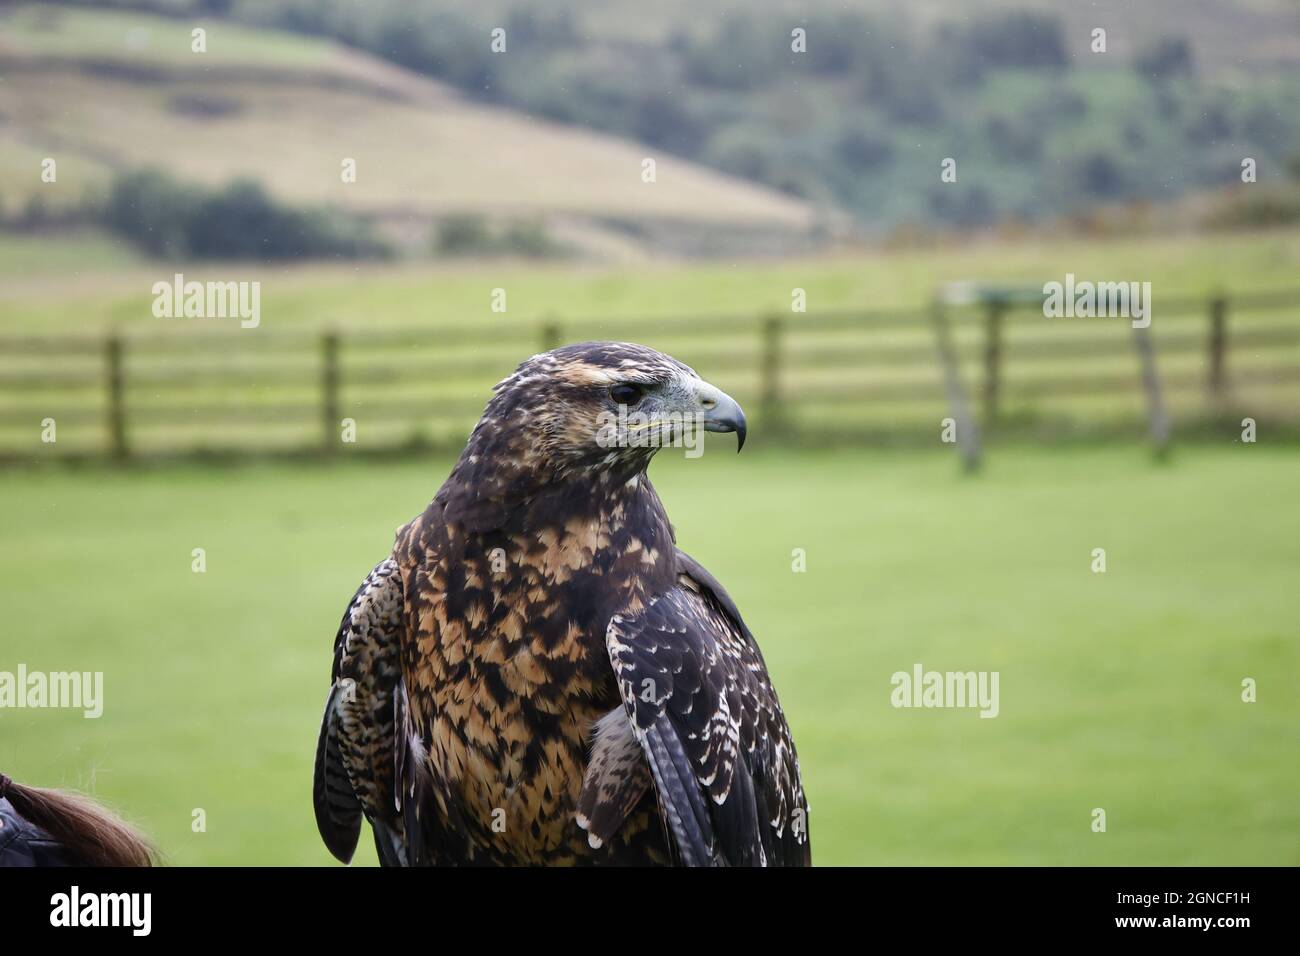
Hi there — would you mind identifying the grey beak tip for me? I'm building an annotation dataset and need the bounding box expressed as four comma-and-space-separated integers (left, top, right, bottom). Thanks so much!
697, 383, 746, 454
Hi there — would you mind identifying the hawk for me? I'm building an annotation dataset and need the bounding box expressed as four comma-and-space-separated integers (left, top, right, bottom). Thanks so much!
313, 342, 810, 866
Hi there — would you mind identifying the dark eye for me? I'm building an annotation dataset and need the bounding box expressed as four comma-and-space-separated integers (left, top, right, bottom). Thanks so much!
609, 383, 645, 406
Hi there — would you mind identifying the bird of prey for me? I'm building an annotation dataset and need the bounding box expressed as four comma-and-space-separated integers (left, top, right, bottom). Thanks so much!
314, 342, 810, 866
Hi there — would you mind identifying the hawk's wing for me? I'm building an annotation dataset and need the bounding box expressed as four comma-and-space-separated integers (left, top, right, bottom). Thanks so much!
313, 559, 409, 865
603, 550, 811, 866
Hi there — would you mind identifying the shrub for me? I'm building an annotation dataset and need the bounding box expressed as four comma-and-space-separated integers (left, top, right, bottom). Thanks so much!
1133, 37, 1195, 82
101, 169, 389, 260
433, 216, 564, 258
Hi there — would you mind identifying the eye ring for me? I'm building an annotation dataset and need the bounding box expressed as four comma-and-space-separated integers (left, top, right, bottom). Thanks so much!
609, 383, 645, 406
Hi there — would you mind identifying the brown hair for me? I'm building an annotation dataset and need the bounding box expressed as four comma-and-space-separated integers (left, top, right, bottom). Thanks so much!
0, 773, 157, 867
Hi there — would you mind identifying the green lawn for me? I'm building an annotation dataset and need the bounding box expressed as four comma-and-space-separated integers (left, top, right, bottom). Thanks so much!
4, 229, 1300, 328
4, 229, 1300, 458
0, 444, 1295, 865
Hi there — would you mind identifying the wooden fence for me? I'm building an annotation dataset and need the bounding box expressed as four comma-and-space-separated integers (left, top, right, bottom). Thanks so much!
1, 289, 1298, 462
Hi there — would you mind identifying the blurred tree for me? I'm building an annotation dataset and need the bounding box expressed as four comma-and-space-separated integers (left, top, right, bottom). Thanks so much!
102, 170, 387, 260
1133, 37, 1196, 81
835, 120, 896, 170
982, 110, 1043, 163
704, 125, 781, 181
1073, 149, 1131, 200
632, 91, 708, 154
222, 0, 1300, 233
927, 182, 995, 227
102, 169, 196, 258
682, 15, 785, 90
504, 6, 577, 47
792, 13, 871, 76
948, 10, 1067, 73
435, 215, 493, 255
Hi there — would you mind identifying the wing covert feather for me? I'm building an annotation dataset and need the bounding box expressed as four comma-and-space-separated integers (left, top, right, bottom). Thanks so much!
605, 549, 811, 866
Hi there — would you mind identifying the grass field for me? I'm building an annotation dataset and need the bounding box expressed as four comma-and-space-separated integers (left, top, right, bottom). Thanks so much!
1, 444, 1296, 865
5, 229, 1298, 326
3, 229, 1299, 457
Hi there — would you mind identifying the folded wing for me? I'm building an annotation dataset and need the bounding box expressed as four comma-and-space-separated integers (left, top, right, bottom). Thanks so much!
313, 559, 408, 865
603, 550, 811, 866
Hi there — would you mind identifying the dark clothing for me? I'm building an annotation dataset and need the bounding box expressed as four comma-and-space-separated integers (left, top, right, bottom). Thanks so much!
0, 796, 72, 866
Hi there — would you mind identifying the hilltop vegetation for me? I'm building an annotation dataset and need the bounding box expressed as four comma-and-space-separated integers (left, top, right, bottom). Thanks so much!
100, 170, 391, 260
220, 0, 1300, 231
10, 1, 1299, 246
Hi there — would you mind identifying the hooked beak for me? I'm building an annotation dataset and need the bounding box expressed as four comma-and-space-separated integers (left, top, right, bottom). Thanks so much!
694, 380, 747, 452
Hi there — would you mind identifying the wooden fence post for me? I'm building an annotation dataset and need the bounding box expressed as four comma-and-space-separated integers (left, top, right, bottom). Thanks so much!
982, 302, 1004, 425
1131, 322, 1171, 460
322, 331, 340, 454
1207, 294, 1227, 405
105, 334, 128, 461
760, 314, 783, 430
540, 318, 562, 352
931, 301, 982, 473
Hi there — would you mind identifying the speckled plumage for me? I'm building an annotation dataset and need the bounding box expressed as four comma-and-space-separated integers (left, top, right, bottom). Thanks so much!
314, 342, 810, 866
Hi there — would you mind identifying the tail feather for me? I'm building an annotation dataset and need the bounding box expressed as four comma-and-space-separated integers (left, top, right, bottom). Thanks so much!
313, 684, 362, 864
372, 821, 407, 867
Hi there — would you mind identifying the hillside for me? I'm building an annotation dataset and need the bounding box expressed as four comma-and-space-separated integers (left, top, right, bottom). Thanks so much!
0, 5, 827, 259
491, 0, 1300, 71
212, 0, 1300, 232
6, 1, 1299, 252
56, 0, 1300, 71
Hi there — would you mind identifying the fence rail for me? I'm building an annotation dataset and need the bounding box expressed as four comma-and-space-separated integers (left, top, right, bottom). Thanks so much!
2, 289, 1299, 462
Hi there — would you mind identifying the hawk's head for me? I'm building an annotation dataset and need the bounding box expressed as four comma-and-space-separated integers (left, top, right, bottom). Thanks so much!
441, 342, 745, 529
474, 341, 745, 472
